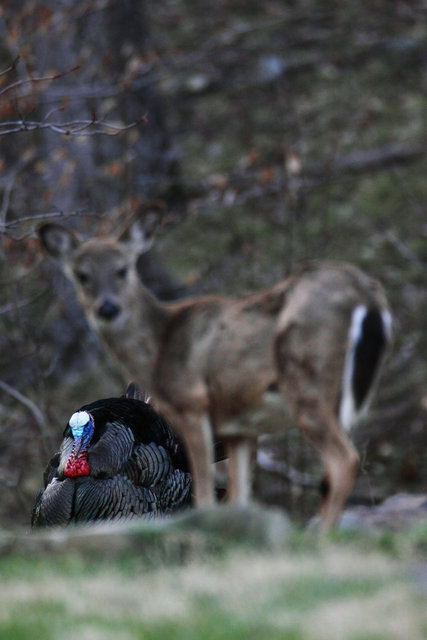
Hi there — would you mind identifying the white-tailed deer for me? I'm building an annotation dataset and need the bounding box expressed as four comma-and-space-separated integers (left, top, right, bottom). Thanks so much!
38, 218, 392, 531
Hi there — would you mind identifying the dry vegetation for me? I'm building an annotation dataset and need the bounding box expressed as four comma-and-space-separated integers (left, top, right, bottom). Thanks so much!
1, 509, 427, 639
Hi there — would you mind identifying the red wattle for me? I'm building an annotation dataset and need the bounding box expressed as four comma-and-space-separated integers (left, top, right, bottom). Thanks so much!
64, 453, 90, 477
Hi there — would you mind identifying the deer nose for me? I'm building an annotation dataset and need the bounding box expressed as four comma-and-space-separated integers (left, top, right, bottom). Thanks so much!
97, 300, 121, 320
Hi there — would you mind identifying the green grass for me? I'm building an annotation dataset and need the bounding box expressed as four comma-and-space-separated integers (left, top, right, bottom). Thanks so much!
270, 575, 385, 612
0, 601, 301, 640
1, 521, 426, 640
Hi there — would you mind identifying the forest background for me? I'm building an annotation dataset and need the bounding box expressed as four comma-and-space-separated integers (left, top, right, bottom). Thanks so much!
0, 0, 426, 530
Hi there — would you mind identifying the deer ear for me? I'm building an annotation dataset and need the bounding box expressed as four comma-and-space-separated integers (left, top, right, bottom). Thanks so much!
117, 212, 159, 256
38, 223, 79, 261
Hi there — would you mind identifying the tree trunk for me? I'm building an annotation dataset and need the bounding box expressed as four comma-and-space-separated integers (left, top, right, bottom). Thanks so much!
3, 0, 174, 215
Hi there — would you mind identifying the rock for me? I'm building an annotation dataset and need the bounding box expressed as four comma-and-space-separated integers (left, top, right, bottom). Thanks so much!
168, 503, 292, 548
340, 493, 427, 532
0, 503, 292, 560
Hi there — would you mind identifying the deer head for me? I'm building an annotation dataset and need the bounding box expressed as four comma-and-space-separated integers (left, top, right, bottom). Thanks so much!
38, 218, 153, 332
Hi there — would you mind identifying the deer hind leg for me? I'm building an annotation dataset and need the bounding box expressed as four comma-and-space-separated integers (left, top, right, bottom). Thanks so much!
275, 347, 361, 531
276, 386, 359, 531
275, 296, 390, 531
225, 437, 256, 505
302, 409, 360, 531
275, 340, 361, 531
311, 306, 390, 529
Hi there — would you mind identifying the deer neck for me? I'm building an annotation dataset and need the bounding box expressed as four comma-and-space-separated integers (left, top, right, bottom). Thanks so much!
97, 286, 170, 391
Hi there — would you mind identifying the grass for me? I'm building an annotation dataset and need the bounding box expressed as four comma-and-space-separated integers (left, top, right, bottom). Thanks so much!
0, 604, 299, 640
0, 519, 426, 640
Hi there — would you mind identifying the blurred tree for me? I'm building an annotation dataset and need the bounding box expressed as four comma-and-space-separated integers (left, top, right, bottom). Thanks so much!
1, 0, 176, 217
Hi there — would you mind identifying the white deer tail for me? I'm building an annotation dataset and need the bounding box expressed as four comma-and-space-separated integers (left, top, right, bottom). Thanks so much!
339, 305, 392, 432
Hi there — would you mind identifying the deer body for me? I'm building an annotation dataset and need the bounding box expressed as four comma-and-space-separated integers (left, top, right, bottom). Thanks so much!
39, 221, 392, 530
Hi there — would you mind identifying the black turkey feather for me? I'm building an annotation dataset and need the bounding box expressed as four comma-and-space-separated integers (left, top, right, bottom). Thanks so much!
31, 385, 192, 527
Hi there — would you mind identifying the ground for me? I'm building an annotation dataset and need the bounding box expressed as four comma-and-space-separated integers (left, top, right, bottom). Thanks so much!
1, 504, 426, 640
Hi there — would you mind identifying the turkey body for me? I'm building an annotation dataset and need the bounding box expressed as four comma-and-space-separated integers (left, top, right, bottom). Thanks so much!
31, 395, 193, 527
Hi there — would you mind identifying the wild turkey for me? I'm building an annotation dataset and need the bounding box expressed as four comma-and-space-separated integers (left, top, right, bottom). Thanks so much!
31, 384, 193, 527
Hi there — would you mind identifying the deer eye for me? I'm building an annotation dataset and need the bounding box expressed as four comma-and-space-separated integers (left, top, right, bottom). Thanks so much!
75, 270, 90, 285
116, 267, 128, 279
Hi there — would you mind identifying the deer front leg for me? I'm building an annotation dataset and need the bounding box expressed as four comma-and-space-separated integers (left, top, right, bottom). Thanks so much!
225, 437, 256, 505
179, 412, 216, 507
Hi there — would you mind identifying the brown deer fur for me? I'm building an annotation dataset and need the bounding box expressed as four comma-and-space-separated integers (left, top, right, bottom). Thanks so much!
38, 219, 392, 531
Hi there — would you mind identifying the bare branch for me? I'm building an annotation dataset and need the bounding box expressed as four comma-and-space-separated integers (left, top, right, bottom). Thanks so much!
2, 209, 87, 228
0, 292, 47, 316
0, 379, 47, 433
257, 447, 317, 488
383, 230, 423, 266
0, 56, 20, 78
0, 114, 147, 137
0, 208, 105, 239
0, 170, 16, 229
305, 142, 426, 178
0, 64, 81, 98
